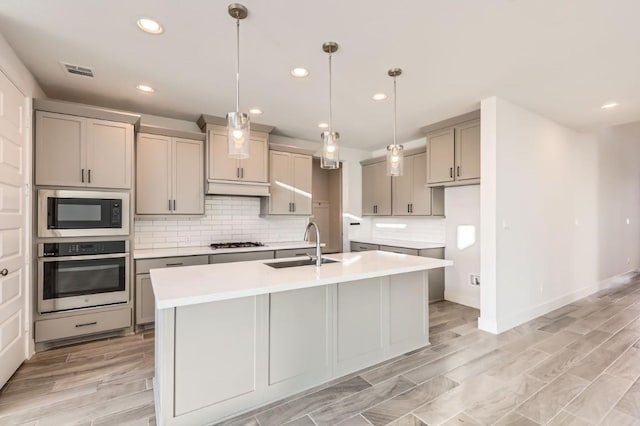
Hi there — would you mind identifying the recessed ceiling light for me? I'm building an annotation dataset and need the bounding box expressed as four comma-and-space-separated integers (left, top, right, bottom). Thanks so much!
249, 108, 263, 115
291, 67, 309, 78
318, 122, 329, 129
136, 84, 155, 93
137, 18, 163, 35
601, 102, 618, 109
372, 93, 387, 101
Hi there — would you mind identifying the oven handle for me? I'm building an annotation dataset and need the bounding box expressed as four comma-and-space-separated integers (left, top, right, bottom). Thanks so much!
38, 253, 130, 262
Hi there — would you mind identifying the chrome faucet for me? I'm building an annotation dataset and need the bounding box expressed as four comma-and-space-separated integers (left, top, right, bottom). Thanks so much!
304, 222, 322, 266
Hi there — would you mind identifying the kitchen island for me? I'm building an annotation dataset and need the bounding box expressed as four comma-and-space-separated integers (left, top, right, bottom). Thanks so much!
150, 251, 452, 426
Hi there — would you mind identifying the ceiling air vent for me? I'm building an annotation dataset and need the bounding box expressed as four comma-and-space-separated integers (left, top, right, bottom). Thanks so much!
62, 63, 95, 78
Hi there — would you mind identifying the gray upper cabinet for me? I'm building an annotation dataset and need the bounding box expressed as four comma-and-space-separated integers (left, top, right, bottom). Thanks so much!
35, 111, 133, 189
262, 150, 312, 215
362, 161, 391, 216
426, 119, 480, 186
136, 133, 204, 215
207, 125, 268, 183
455, 120, 481, 181
392, 153, 432, 216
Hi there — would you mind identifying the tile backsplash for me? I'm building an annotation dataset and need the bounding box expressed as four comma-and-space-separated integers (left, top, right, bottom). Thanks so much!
134, 196, 309, 249
370, 216, 446, 243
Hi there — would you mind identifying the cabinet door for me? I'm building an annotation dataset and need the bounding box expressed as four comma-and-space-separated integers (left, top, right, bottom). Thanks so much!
426, 128, 455, 184
135, 274, 155, 325
292, 154, 312, 215
240, 133, 268, 183
208, 128, 240, 181
361, 163, 376, 215
173, 138, 204, 214
455, 120, 481, 181
392, 157, 413, 216
136, 134, 172, 215
85, 119, 133, 189
374, 161, 392, 215
411, 153, 431, 215
268, 151, 292, 214
35, 111, 85, 187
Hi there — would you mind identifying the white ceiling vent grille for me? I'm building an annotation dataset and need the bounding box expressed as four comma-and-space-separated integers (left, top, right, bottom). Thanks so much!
61, 63, 95, 78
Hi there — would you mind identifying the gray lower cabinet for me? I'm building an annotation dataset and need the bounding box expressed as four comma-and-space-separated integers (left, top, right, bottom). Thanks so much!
135, 255, 209, 326
274, 248, 315, 258
350, 241, 446, 302
35, 307, 131, 343
210, 251, 274, 263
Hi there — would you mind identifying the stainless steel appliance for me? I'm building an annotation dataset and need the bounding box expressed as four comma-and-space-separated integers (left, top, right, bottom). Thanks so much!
37, 240, 129, 313
38, 189, 129, 238
210, 242, 264, 249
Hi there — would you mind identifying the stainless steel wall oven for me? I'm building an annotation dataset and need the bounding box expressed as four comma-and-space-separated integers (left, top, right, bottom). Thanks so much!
37, 240, 129, 313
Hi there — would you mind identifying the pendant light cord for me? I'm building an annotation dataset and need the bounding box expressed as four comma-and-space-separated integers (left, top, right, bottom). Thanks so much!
393, 75, 397, 147
328, 53, 333, 133
235, 17, 240, 113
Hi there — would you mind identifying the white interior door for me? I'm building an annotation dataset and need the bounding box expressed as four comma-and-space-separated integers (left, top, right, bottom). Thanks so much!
0, 71, 28, 389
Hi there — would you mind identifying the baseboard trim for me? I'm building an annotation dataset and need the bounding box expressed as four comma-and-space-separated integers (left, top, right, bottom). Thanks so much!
444, 288, 480, 309
490, 269, 639, 334
477, 317, 498, 334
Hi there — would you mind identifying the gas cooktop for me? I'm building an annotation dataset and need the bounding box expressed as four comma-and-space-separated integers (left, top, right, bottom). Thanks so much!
210, 242, 265, 249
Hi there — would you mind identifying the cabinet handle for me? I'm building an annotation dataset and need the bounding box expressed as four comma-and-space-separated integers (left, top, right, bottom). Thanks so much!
165, 262, 184, 267
173, 200, 176, 211
408, 204, 411, 213
450, 167, 453, 178
168, 200, 172, 211
457, 166, 460, 177
292, 202, 295, 212
0, 268, 8, 276
81, 169, 85, 183
75, 321, 97, 328
88, 169, 91, 183
236, 168, 240, 178
241, 168, 244, 178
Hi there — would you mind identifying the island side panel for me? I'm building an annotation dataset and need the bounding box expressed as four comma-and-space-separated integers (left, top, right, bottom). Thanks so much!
154, 307, 175, 426
388, 271, 429, 353
174, 296, 256, 416
335, 277, 385, 376
268, 285, 333, 392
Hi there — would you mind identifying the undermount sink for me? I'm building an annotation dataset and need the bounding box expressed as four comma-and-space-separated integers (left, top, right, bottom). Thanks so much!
264, 257, 339, 269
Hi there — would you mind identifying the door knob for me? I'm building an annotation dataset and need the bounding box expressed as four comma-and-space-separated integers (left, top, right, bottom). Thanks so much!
0, 268, 8, 276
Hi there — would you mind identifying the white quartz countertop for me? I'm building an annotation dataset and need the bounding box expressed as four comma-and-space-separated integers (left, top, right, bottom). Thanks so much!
350, 238, 445, 250
133, 241, 317, 259
150, 251, 452, 309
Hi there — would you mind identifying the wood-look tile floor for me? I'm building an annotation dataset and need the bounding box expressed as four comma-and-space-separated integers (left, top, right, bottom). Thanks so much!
2, 276, 640, 425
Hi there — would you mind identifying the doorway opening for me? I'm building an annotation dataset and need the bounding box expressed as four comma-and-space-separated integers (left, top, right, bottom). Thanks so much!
311, 158, 342, 253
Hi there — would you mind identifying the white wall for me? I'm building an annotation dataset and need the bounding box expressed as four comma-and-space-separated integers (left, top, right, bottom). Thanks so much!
480, 97, 601, 333
597, 121, 640, 281
445, 185, 481, 308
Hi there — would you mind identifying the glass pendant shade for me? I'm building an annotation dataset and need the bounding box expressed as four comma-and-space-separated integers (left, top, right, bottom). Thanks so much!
386, 144, 404, 176
227, 112, 250, 159
321, 131, 340, 169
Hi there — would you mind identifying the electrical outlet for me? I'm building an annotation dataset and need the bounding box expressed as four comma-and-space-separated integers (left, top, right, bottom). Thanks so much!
469, 274, 480, 286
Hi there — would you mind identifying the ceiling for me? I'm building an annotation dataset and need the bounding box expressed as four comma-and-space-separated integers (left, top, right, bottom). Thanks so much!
1, 0, 639, 150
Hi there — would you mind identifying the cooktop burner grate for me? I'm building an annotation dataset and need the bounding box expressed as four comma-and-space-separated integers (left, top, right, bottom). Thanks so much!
210, 242, 265, 249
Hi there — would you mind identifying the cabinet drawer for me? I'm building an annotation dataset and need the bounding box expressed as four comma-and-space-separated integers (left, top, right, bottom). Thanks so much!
379, 245, 419, 256
136, 255, 209, 274
350, 242, 379, 252
209, 251, 274, 264
275, 248, 315, 258
35, 307, 131, 343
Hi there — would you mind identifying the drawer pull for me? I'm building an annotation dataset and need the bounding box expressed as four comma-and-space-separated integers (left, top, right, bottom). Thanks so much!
165, 262, 184, 267
75, 321, 97, 328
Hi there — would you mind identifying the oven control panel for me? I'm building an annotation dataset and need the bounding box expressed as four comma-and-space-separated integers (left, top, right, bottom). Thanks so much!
41, 241, 127, 257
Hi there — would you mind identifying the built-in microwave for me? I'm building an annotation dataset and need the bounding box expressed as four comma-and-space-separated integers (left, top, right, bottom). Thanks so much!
38, 189, 129, 238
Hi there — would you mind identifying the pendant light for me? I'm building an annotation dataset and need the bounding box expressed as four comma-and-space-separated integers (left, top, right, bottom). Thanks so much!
227, 3, 250, 159
386, 68, 404, 176
321, 41, 340, 169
